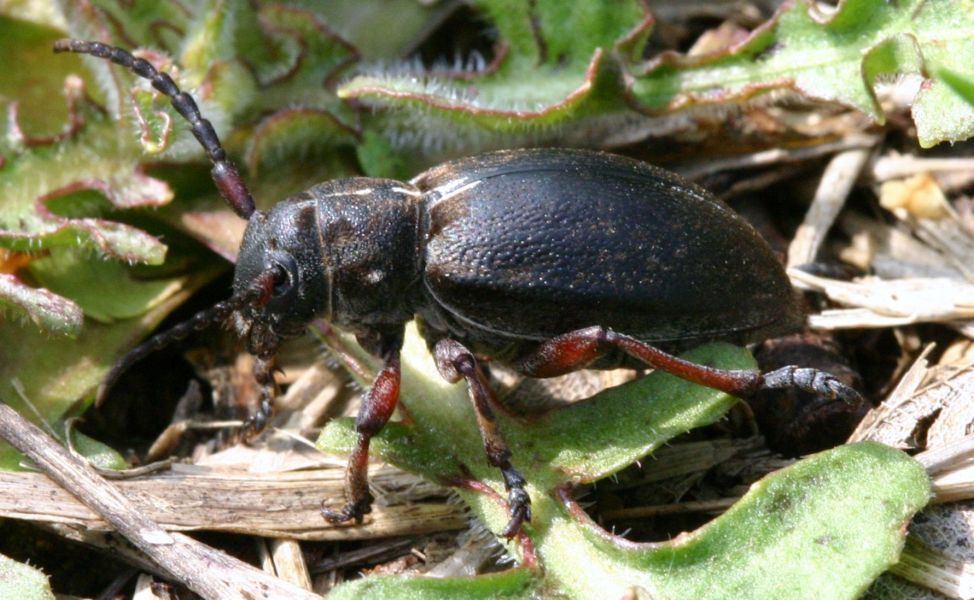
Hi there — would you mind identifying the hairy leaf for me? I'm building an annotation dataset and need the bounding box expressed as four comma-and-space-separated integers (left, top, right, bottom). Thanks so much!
0, 273, 82, 337
327, 567, 536, 600
341, 0, 974, 160
0, 553, 54, 600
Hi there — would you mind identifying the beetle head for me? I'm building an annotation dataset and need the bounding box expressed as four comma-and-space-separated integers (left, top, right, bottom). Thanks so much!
96, 201, 327, 405
231, 201, 329, 354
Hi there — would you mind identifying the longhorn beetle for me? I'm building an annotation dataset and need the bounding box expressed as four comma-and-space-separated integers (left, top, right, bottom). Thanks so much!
56, 39, 861, 538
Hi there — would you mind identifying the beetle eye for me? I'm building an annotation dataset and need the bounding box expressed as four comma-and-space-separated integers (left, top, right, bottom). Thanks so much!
266, 252, 300, 301
271, 263, 291, 297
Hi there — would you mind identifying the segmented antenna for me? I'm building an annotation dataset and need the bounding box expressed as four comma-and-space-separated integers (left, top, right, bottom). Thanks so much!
53, 39, 256, 219
95, 283, 264, 406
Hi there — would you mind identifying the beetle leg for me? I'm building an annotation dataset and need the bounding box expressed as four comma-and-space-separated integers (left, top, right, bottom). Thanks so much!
434, 339, 531, 538
513, 326, 862, 403
323, 343, 402, 525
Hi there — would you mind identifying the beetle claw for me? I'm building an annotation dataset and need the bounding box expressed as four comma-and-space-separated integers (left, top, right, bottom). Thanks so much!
500, 489, 532, 539
322, 497, 371, 525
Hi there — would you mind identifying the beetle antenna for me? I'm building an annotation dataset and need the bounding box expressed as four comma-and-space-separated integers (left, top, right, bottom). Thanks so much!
96, 281, 266, 406
53, 39, 256, 219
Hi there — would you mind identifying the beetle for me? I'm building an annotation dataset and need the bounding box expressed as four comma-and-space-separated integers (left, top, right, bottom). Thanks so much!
56, 39, 860, 538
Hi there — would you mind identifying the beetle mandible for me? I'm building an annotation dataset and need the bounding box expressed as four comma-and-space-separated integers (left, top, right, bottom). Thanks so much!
56, 39, 861, 538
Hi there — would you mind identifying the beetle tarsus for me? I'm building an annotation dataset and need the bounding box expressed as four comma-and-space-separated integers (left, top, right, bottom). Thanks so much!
323, 431, 376, 524
760, 366, 862, 404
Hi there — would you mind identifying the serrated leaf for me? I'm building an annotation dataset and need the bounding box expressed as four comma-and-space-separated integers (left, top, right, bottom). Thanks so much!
243, 108, 358, 177
0, 16, 173, 331
0, 12, 226, 458
237, 4, 360, 176
251, 4, 359, 96
0, 89, 170, 262
0, 3, 364, 471
632, 0, 974, 147
80, 0, 192, 53
338, 0, 650, 164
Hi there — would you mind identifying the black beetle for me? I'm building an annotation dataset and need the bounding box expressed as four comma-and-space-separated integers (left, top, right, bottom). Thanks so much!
56, 39, 860, 538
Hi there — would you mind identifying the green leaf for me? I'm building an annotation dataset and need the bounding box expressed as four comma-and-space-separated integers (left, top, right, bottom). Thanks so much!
180, 0, 238, 73
237, 4, 360, 178
0, 17, 172, 333
337, 0, 650, 164
243, 107, 358, 179
526, 443, 928, 600
0, 553, 54, 600
319, 329, 750, 488
341, 0, 974, 157
327, 567, 536, 600
0, 81, 171, 262
934, 65, 974, 104
28, 251, 184, 323
356, 129, 411, 180
632, 0, 974, 148
302, 0, 459, 61
320, 327, 930, 599
80, 0, 193, 54
66, 427, 128, 471
517, 344, 753, 488
2, 6, 939, 596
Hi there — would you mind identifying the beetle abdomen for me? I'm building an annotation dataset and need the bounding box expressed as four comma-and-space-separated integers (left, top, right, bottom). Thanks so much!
415, 149, 801, 349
